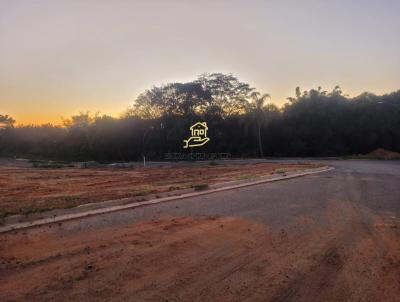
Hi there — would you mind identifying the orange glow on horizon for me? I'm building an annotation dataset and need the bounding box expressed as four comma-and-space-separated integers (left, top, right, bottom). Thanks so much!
1, 1, 399, 126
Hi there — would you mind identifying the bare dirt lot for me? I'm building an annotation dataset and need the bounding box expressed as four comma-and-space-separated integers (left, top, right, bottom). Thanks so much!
1, 160, 400, 302
0, 162, 318, 217
1, 199, 399, 302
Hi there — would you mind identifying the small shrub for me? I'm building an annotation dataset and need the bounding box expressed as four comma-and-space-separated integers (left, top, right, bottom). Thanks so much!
168, 186, 182, 191
64, 204, 76, 209
191, 183, 209, 191
132, 190, 151, 197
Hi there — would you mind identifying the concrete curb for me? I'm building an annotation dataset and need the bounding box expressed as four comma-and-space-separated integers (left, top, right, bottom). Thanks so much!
0, 166, 334, 233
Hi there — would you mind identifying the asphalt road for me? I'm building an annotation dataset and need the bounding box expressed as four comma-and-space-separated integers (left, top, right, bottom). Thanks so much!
48, 159, 400, 234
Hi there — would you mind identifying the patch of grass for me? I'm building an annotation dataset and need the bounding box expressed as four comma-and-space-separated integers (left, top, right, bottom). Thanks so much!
63, 195, 81, 202
20, 207, 51, 215
59, 196, 81, 209
31, 160, 72, 169
274, 168, 287, 174
132, 190, 151, 197
168, 185, 185, 191
0, 210, 17, 218
237, 174, 254, 180
64, 204, 77, 209
191, 183, 209, 191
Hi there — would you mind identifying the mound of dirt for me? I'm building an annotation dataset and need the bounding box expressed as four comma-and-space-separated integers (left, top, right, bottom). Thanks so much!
365, 148, 400, 159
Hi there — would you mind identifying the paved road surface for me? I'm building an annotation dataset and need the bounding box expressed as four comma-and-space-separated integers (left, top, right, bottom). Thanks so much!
48, 159, 400, 233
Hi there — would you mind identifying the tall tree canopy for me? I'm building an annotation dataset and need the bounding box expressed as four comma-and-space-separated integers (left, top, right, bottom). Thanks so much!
127, 73, 254, 119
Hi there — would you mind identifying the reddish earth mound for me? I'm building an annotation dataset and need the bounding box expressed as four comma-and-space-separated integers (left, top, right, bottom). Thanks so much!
365, 148, 400, 159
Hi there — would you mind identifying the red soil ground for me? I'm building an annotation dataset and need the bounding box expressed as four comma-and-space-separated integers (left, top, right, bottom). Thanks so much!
1, 200, 399, 302
0, 162, 318, 216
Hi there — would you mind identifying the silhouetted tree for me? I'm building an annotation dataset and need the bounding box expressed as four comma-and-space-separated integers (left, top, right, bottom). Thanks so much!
248, 92, 271, 157
0, 115, 15, 129
195, 73, 254, 116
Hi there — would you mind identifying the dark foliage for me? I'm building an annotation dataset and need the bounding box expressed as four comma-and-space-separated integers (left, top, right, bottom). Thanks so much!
1, 73, 399, 160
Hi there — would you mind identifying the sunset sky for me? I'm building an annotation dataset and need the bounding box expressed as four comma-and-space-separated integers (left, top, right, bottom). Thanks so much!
1, 0, 399, 125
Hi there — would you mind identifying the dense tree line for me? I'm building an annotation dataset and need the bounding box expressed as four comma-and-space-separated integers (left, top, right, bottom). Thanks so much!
1, 73, 400, 161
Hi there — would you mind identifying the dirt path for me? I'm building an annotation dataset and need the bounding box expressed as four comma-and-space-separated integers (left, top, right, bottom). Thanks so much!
1, 200, 399, 302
